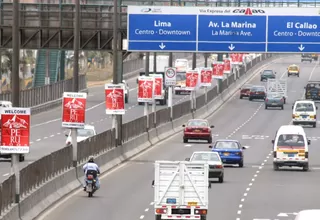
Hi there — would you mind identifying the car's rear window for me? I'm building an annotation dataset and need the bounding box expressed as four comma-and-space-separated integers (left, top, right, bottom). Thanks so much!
214, 141, 239, 149
295, 103, 314, 112
191, 153, 220, 162
187, 120, 208, 127
289, 66, 298, 71
277, 134, 305, 147
263, 70, 273, 75
252, 87, 265, 91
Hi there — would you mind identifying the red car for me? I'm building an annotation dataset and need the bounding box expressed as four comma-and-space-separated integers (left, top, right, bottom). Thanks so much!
182, 119, 214, 143
239, 84, 252, 99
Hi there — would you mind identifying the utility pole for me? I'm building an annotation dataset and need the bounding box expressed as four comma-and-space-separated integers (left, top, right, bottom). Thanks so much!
12, 0, 20, 203
168, 0, 173, 67
71, 0, 80, 167
112, 0, 123, 146
217, 53, 223, 93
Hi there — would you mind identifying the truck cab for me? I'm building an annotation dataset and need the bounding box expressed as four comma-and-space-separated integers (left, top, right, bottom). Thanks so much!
137, 72, 168, 106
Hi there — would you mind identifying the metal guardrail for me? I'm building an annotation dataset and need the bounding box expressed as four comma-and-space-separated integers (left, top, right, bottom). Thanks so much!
0, 53, 275, 216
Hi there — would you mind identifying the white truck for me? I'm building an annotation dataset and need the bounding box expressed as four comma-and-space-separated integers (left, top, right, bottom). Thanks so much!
267, 79, 288, 104
153, 161, 209, 220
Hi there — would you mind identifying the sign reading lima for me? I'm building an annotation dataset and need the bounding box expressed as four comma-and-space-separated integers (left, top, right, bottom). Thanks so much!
127, 6, 320, 53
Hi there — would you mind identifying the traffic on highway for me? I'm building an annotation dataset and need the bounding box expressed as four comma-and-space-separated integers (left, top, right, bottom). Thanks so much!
35, 55, 320, 220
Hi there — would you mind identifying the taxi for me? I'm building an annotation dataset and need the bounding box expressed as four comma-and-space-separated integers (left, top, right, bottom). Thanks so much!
287, 64, 300, 77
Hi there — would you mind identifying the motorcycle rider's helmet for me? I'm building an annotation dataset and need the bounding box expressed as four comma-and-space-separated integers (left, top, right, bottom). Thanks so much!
88, 156, 94, 163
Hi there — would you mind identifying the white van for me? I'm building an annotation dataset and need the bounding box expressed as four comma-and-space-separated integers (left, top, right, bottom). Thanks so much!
272, 125, 310, 171
292, 100, 317, 128
295, 210, 320, 220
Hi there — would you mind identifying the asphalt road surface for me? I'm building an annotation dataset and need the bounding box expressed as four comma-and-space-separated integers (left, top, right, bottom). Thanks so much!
0, 56, 206, 181
39, 56, 320, 220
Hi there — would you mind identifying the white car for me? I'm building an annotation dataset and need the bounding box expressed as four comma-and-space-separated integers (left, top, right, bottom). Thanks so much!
186, 151, 224, 183
111, 80, 129, 103
292, 100, 317, 127
65, 125, 96, 146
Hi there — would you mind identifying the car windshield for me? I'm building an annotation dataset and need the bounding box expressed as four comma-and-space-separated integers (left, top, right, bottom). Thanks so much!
289, 66, 298, 71
295, 103, 314, 112
175, 60, 188, 67
277, 134, 305, 147
214, 141, 239, 149
77, 128, 95, 137
191, 153, 220, 162
263, 70, 273, 75
187, 120, 208, 127
252, 87, 265, 91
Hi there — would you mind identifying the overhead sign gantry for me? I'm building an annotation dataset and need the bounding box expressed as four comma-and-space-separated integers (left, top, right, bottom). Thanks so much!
127, 6, 320, 53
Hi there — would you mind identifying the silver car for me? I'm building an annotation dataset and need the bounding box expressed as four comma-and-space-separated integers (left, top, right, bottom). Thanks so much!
186, 151, 224, 183
265, 93, 284, 110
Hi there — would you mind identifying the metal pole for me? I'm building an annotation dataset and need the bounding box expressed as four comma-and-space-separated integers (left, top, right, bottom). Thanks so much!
12, 0, 20, 204
71, 0, 80, 167
168, 0, 173, 67
144, 52, 150, 129
168, 86, 173, 119
192, 53, 196, 69
217, 53, 223, 93
45, 50, 50, 85
204, 54, 208, 68
153, 52, 157, 72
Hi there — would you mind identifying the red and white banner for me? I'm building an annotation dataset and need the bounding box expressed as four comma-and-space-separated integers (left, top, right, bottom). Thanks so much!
200, 68, 213, 87
105, 84, 125, 115
238, 53, 244, 63
186, 70, 199, 90
62, 92, 87, 129
230, 54, 243, 65
1, 107, 30, 154
212, 62, 224, 79
150, 74, 163, 99
137, 76, 155, 102
223, 59, 231, 74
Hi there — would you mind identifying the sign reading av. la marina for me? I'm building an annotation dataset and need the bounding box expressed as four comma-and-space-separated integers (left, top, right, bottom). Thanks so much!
1, 107, 31, 154
62, 92, 87, 129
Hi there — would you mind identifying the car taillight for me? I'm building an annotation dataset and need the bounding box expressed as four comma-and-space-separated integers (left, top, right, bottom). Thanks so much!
305, 152, 309, 158
203, 128, 209, 132
195, 209, 207, 215
215, 165, 223, 169
250, 92, 254, 95
273, 151, 277, 158
87, 175, 94, 180
156, 208, 167, 214
185, 128, 192, 132
236, 152, 243, 156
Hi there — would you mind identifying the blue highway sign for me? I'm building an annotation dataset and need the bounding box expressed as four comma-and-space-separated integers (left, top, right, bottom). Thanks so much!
127, 6, 320, 53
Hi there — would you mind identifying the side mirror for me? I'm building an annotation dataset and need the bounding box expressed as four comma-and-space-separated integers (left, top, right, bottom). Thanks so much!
308, 140, 311, 145
317, 106, 318, 110
271, 140, 275, 144
182, 124, 185, 127
210, 125, 214, 128
185, 158, 190, 161
209, 145, 212, 149
151, 180, 154, 187
304, 86, 306, 89
242, 146, 246, 149
65, 134, 68, 137
292, 106, 294, 109
136, 78, 139, 84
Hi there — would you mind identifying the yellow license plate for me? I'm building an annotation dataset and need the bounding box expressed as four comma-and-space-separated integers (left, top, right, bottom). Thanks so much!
188, 202, 197, 206
224, 153, 229, 156
194, 130, 200, 132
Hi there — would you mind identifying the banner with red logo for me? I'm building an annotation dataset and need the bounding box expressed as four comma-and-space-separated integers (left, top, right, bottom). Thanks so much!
1, 107, 30, 154
105, 84, 125, 115
212, 62, 224, 79
137, 76, 155, 102
238, 53, 244, 63
223, 59, 231, 74
200, 68, 213, 87
230, 54, 243, 65
62, 92, 87, 129
150, 74, 163, 99
186, 70, 199, 90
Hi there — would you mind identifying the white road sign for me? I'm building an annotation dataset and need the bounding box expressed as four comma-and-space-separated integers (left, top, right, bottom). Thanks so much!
165, 67, 177, 86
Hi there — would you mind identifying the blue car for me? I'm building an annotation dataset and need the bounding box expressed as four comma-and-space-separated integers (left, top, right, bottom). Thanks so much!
209, 139, 246, 167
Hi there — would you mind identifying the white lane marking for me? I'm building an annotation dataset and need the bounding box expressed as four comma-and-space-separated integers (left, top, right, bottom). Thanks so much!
36, 139, 41, 142
150, 202, 154, 206
140, 215, 144, 219
2, 173, 9, 177
237, 210, 242, 215
57, 132, 61, 135
145, 208, 149, 212
44, 137, 48, 139
50, 135, 55, 137
184, 144, 192, 147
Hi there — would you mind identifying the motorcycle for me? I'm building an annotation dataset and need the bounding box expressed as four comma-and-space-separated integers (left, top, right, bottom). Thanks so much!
85, 174, 96, 197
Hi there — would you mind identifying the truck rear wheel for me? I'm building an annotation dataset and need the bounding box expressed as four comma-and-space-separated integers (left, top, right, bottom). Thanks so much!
155, 215, 161, 220
201, 216, 207, 220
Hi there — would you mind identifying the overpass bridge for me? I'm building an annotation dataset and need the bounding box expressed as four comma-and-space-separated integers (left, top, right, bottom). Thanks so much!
2, 0, 320, 50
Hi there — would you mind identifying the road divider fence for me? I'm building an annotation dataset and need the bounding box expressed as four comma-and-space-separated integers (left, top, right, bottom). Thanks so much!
0, 53, 278, 220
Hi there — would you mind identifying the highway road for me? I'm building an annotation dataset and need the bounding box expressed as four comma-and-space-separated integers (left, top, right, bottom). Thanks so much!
39, 56, 320, 220
0, 56, 206, 181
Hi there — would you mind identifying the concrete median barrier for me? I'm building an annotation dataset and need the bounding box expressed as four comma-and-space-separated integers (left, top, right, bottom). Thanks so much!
0, 54, 284, 220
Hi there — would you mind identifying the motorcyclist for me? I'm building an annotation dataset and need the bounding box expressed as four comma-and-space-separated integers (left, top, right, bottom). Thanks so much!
83, 156, 100, 191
